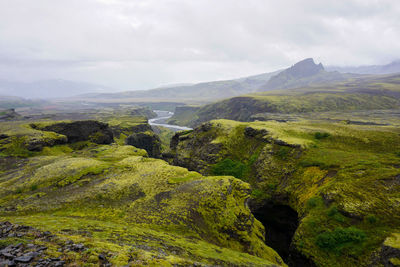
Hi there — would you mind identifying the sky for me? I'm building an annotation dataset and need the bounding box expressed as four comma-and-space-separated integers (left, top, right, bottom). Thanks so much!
0, 0, 399, 91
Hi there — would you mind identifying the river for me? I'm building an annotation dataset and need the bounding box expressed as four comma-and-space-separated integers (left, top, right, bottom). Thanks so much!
148, 110, 193, 132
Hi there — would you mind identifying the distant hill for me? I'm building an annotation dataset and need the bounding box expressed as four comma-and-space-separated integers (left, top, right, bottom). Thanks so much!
77, 58, 359, 103
259, 58, 359, 92
327, 60, 400, 75
169, 73, 400, 127
0, 79, 112, 99
77, 69, 282, 103
0, 95, 47, 109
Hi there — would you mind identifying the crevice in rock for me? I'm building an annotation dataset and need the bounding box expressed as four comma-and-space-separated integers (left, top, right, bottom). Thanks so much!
252, 201, 315, 267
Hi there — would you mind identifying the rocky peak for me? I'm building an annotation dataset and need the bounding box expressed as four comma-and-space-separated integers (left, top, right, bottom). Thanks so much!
259, 58, 326, 91
286, 58, 324, 78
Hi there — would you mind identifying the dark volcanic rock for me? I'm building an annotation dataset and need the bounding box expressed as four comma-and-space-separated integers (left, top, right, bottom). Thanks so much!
0, 259, 15, 266
39, 120, 114, 144
25, 136, 68, 151
371, 234, 400, 267
244, 127, 268, 138
14, 254, 34, 263
125, 132, 161, 158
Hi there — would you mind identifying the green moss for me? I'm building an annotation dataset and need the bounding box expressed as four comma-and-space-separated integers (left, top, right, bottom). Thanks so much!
172, 119, 400, 266
316, 227, 366, 254
306, 196, 323, 210
1, 136, 33, 157
275, 146, 291, 160
0, 237, 28, 248
326, 206, 346, 223
89, 131, 107, 143
314, 132, 330, 140
30, 184, 38, 191
211, 158, 247, 179
0, 140, 285, 266
389, 258, 400, 266
384, 233, 400, 249
365, 215, 378, 224
152, 126, 175, 152
39, 145, 73, 156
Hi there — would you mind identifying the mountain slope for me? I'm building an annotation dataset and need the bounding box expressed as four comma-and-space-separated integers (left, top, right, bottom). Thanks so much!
259, 58, 358, 92
169, 73, 400, 127
327, 60, 400, 74
78, 58, 357, 103
78, 70, 282, 103
0, 79, 111, 99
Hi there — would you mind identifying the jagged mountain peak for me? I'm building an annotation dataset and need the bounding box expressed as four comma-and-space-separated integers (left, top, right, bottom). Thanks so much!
257, 58, 348, 92
286, 58, 324, 78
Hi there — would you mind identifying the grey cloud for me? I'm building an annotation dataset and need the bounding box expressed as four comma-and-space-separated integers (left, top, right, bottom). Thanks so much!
0, 0, 399, 90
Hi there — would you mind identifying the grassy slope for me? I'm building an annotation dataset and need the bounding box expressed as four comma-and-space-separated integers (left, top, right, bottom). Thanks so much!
172, 119, 400, 266
173, 73, 400, 127
0, 120, 285, 266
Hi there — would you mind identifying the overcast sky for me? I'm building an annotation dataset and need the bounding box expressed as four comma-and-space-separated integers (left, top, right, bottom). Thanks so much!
0, 0, 399, 91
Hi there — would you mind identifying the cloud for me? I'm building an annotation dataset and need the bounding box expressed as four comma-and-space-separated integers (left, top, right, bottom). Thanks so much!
0, 0, 399, 90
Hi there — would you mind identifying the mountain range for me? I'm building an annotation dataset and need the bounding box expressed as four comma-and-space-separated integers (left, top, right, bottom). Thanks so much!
327, 60, 400, 74
1, 59, 400, 102
0, 79, 111, 99
77, 58, 363, 103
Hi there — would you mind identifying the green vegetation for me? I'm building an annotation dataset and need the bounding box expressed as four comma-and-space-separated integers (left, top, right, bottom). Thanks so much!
314, 132, 330, 140
316, 227, 366, 253
0, 119, 285, 266
172, 118, 400, 266
152, 125, 175, 152
169, 74, 400, 127
211, 158, 247, 178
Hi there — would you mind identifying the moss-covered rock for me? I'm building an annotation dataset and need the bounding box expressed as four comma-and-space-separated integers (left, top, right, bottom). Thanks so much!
33, 120, 114, 144
0, 122, 68, 156
171, 119, 400, 266
0, 142, 284, 266
125, 131, 162, 158
372, 233, 400, 267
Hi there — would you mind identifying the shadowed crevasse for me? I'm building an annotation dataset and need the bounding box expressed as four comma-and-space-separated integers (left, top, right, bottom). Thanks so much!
252, 202, 315, 267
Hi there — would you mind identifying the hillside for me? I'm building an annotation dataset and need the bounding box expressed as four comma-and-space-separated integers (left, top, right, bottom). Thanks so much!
170, 119, 400, 266
77, 58, 360, 104
327, 60, 400, 75
74, 59, 361, 103
76, 70, 282, 103
171, 73, 400, 127
0, 79, 111, 99
0, 95, 47, 110
0, 116, 284, 266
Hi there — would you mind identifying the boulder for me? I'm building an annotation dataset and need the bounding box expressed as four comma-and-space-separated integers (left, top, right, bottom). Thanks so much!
125, 131, 161, 158
374, 233, 400, 266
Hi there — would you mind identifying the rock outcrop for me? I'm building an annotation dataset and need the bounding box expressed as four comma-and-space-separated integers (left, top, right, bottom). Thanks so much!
125, 131, 161, 158
36, 120, 114, 144
372, 233, 400, 267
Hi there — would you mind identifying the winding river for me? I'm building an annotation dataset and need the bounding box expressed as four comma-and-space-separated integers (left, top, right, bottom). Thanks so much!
148, 110, 193, 132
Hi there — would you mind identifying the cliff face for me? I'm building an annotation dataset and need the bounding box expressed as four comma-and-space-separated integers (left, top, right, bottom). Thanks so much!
37, 120, 114, 144
171, 119, 400, 267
